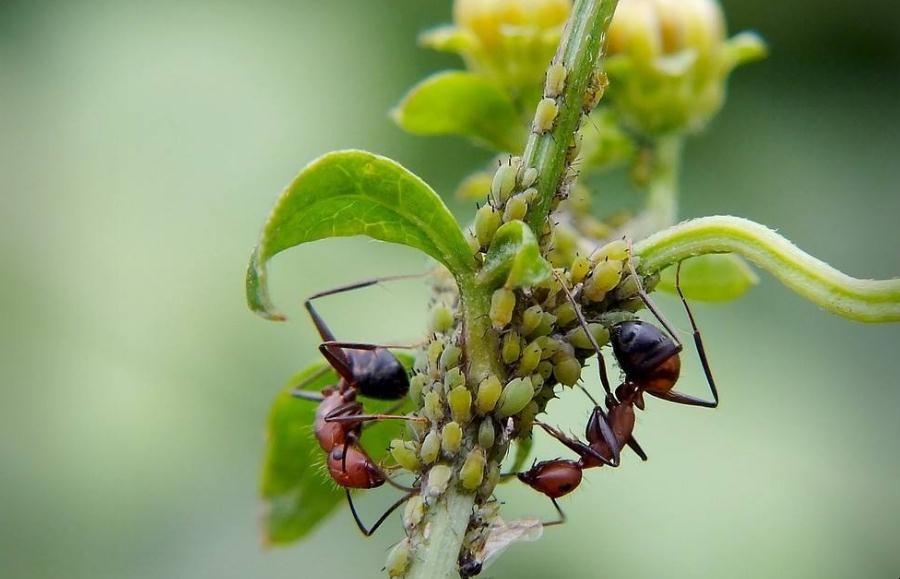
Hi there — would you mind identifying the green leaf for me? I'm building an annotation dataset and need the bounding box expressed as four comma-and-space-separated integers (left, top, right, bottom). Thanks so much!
656, 253, 759, 302
247, 150, 474, 320
477, 220, 552, 290
261, 356, 413, 545
392, 71, 526, 153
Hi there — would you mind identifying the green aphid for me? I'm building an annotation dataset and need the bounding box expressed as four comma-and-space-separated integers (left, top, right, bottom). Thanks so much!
448, 385, 473, 425
490, 288, 516, 330
459, 446, 486, 491
441, 421, 463, 455
496, 377, 535, 418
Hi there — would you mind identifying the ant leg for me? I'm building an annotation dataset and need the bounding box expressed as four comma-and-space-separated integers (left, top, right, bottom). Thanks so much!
552, 270, 613, 398
289, 365, 331, 401
622, 246, 684, 351
645, 389, 717, 408
345, 489, 414, 537
543, 498, 567, 527
675, 260, 719, 406
535, 420, 619, 468
325, 413, 427, 425
304, 273, 427, 343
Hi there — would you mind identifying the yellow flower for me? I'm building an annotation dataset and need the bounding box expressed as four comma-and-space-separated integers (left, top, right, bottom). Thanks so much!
605, 0, 765, 136
423, 0, 573, 102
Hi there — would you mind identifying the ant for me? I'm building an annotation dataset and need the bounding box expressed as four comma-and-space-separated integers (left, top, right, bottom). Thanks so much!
290, 275, 425, 536
514, 260, 719, 523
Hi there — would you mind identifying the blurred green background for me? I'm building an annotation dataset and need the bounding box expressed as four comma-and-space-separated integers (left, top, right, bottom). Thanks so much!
1, 1, 898, 578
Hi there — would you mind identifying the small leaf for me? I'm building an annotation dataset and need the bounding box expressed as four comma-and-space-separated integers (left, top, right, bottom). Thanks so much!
392, 71, 526, 153
247, 150, 474, 320
656, 254, 759, 302
261, 356, 413, 545
478, 220, 552, 289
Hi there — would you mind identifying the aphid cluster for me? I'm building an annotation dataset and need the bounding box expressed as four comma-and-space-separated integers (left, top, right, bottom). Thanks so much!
285, 57, 722, 579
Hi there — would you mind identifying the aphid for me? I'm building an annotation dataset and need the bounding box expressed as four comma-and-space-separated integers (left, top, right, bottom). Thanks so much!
533, 97, 559, 134
475, 203, 502, 247
513, 261, 719, 524
490, 288, 516, 330
544, 63, 568, 98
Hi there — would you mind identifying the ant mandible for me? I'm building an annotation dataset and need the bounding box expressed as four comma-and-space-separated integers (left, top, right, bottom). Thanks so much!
290, 275, 424, 536
515, 260, 719, 522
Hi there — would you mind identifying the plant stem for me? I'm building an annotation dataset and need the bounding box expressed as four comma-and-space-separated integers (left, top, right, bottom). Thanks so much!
614, 135, 682, 241
523, 0, 620, 236
407, 2, 622, 577
404, 275, 496, 579
633, 215, 900, 322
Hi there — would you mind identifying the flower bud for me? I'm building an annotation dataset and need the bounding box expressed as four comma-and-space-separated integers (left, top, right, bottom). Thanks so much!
605, 0, 766, 135
424, 0, 572, 95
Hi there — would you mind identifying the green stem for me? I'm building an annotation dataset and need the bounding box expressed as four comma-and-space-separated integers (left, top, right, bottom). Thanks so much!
405, 274, 495, 579
523, 0, 620, 236
407, 3, 622, 577
633, 215, 900, 323
615, 136, 682, 240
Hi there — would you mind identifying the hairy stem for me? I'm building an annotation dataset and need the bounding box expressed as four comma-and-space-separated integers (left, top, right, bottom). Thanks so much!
634, 215, 900, 322
523, 0, 620, 236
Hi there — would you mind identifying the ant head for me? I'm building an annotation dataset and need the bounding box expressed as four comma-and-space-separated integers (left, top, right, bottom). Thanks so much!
610, 320, 679, 378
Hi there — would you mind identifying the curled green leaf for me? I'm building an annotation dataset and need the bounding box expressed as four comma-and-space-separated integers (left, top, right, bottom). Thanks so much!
656, 253, 759, 302
477, 220, 552, 289
392, 71, 527, 152
246, 150, 474, 320
634, 215, 900, 323
261, 357, 413, 545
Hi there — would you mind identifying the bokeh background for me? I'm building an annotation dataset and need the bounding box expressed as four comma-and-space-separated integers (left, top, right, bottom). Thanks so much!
2, 1, 899, 578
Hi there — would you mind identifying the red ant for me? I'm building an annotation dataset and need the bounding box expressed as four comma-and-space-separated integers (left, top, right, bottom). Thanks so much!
291, 275, 424, 536
515, 261, 719, 523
